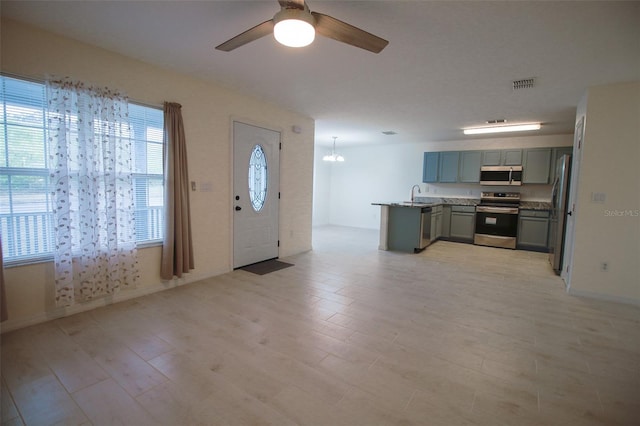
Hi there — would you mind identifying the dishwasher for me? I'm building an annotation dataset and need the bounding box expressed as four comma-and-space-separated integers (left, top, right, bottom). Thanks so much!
418, 207, 433, 251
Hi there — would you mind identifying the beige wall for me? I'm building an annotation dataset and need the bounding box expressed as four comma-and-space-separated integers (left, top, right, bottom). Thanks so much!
569, 81, 640, 304
1, 19, 315, 331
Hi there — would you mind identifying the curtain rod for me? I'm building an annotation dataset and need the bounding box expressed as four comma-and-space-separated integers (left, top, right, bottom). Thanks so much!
0, 71, 164, 110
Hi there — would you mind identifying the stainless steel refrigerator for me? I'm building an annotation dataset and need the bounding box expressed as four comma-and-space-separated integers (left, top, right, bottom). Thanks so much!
549, 154, 571, 274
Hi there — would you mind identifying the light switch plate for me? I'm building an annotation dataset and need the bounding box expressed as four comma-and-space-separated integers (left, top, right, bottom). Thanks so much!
591, 192, 606, 203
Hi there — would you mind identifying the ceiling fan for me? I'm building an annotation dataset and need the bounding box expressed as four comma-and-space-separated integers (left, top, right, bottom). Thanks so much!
215, 0, 388, 53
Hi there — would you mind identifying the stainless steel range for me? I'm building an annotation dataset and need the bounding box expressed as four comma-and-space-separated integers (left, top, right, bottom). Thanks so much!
474, 192, 520, 249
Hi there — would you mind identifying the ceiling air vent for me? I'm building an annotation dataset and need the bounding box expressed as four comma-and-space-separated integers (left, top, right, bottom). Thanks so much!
513, 78, 535, 90
382, 130, 397, 135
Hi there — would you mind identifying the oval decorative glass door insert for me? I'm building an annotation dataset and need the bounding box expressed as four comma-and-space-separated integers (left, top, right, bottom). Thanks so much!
248, 144, 268, 211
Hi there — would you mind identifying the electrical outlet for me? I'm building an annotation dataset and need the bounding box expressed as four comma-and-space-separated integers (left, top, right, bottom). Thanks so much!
601, 262, 608, 272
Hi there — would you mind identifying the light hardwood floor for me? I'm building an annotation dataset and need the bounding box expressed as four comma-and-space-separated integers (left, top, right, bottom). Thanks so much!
2, 225, 639, 425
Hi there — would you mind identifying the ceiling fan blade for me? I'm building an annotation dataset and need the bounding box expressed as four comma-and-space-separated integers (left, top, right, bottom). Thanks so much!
215, 19, 274, 52
311, 12, 388, 53
278, 0, 306, 10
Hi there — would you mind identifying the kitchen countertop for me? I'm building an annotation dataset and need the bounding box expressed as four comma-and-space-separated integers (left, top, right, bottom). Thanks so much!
519, 201, 552, 210
373, 197, 480, 208
415, 197, 479, 206
372, 202, 433, 208
373, 198, 551, 210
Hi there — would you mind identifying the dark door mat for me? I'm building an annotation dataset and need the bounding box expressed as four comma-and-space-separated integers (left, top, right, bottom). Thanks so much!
239, 259, 294, 275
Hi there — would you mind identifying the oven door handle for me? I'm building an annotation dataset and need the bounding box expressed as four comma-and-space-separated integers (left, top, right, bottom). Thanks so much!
476, 206, 519, 214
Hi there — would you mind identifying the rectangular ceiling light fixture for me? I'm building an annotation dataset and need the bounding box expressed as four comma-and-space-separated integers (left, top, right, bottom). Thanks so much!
463, 123, 541, 135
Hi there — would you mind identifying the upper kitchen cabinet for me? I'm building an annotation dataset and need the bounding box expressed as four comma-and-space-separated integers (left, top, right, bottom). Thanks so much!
522, 148, 552, 184
482, 149, 522, 166
503, 149, 523, 165
423, 152, 440, 183
423, 151, 459, 183
459, 151, 482, 182
424, 147, 567, 185
439, 152, 460, 182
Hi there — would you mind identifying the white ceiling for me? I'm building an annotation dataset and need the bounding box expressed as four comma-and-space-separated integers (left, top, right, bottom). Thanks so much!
2, 1, 639, 147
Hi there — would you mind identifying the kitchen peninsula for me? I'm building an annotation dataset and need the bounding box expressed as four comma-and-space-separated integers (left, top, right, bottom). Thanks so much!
373, 197, 551, 253
373, 197, 478, 253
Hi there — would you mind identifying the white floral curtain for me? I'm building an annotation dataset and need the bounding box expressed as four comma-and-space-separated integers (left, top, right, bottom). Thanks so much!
46, 79, 139, 307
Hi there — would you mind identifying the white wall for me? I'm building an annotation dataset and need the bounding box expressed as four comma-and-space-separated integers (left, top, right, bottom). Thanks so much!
315, 134, 572, 230
312, 148, 331, 227
1, 19, 315, 331
569, 81, 640, 304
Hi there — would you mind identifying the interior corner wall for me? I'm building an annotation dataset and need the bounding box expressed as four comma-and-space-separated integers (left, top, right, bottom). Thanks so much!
0, 18, 315, 331
568, 81, 640, 304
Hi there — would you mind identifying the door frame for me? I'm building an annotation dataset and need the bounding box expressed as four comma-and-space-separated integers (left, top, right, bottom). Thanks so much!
563, 116, 585, 290
229, 117, 283, 271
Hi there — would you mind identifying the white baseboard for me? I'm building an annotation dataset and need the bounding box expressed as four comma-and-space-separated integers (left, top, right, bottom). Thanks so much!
0, 268, 228, 334
568, 287, 640, 307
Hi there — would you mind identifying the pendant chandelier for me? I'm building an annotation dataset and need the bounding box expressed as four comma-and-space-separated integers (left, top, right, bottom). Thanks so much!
322, 136, 345, 162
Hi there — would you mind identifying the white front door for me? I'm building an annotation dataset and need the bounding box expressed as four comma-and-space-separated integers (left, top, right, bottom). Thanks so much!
233, 121, 280, 268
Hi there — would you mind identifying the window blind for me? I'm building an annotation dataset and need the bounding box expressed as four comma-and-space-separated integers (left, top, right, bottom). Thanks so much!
0, 75, 165, 264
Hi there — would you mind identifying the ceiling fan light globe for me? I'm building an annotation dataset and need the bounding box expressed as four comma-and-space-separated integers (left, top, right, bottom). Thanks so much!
273, 9, 316, 48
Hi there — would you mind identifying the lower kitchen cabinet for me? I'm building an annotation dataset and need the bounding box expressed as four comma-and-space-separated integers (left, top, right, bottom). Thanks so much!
430, 205, 443, 240
449, 206, 475, 242
517, 209, 550, 252
441, 205, 451, 238
387, 206, 422, 252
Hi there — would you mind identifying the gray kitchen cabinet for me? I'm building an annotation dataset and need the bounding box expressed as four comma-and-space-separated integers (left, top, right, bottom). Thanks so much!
431, 205, 443, 240
449, 205, 475, 242
482, 150, 501, 166
439, 151, 460, 183
503, 149, 523, 165
459, 151, 482, 183
522, 148, 552, 184
482, 149, 522, 166
423, 152, 440, 183
517, 209, 550, 251
387, 206, 422, 252
441, 205, 451, 238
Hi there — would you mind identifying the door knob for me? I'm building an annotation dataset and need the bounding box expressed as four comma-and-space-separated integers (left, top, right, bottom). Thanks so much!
235, 206, 242, 211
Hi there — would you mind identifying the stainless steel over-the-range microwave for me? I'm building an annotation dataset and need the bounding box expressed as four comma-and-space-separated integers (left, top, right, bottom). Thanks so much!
479, 165, 523, 186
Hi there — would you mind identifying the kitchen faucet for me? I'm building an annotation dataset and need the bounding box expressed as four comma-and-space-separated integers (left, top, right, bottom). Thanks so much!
410, 184, 421, 204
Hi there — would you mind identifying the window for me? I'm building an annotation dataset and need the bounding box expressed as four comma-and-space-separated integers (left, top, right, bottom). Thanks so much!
129, 103, 165, 243
0, 75, 164, 264
248, 144, 268, 212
